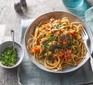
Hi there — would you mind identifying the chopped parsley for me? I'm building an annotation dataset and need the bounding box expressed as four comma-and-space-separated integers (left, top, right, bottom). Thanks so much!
0, 47, 18, 67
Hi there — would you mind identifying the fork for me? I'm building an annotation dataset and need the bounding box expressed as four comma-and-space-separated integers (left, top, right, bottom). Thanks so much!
81, 28, 93, 71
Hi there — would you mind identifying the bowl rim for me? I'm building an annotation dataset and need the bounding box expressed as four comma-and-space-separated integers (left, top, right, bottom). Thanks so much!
25, 11, 90, 73
0, 40, 24, 69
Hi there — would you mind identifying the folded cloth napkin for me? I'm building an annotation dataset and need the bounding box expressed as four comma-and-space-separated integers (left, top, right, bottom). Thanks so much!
18, 19, 93, 85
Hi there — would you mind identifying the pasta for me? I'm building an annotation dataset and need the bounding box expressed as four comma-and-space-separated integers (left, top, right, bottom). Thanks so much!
27, 17, 87, 71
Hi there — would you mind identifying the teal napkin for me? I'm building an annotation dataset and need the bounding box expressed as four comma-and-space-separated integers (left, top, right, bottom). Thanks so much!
18, 18, 93, 85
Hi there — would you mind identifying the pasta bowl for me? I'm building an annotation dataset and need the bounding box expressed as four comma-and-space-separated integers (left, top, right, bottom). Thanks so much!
25, 11, 90, 73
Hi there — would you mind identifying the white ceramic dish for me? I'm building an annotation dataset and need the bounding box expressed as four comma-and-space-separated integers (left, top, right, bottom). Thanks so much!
25, 11, 90, 73
0, 41, 24, 69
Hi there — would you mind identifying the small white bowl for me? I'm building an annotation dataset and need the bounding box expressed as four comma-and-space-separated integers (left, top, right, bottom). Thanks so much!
0, 41, 24, 69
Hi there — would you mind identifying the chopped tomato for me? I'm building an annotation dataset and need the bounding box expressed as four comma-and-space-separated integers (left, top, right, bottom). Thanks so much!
46, 24, 50, 28
56, 20, 61, 24
63, 41, 67, 45
61, 29, 65, 33
58, 50, 64, 57
66, 49, 72, 54
33, 46, 40, 53
38, 38, 41, 43
69, 30, 75, 35
65, 56, 70, 62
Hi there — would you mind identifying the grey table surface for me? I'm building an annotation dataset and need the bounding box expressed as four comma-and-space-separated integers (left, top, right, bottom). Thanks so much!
0, 0, 68, 85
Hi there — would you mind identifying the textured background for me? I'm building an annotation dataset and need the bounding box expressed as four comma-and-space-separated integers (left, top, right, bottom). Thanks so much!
0, 0, 67, 85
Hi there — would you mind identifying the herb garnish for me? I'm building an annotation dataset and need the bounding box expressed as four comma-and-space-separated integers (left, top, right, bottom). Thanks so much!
0, 47, 18, 66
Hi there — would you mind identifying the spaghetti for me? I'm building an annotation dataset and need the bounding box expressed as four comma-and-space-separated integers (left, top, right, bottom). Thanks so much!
27, 17, 87, 71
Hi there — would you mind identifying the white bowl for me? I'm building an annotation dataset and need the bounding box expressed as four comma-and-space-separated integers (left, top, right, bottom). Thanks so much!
25, 11, 90, 73
0, 41, 24, 69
